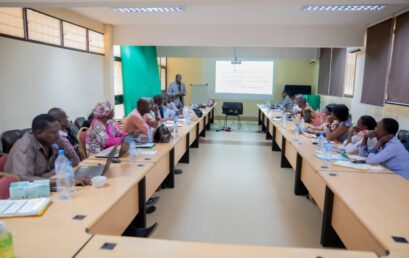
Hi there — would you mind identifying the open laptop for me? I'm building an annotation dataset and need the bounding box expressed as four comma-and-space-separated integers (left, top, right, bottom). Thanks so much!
75, 145, 117, 179
95, 131, 134, 158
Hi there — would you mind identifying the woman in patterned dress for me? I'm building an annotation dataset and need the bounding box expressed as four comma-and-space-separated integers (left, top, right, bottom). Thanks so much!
85, 101, 126, 156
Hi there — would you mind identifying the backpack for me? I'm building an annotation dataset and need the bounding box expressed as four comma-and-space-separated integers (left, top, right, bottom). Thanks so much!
154, 123, 172, 143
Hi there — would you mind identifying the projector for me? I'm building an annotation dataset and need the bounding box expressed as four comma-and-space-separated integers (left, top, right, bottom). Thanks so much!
231, 60, 241, 65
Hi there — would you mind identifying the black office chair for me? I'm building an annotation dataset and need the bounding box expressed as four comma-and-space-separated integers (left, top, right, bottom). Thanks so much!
74, 117, 86, 129
222, 102, 243, 130
1, 130, 23, 153
397, 130, 409, 152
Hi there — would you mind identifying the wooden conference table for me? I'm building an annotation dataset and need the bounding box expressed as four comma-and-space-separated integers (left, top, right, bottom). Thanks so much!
0, 104, 401, 258
258, 105, 409, 258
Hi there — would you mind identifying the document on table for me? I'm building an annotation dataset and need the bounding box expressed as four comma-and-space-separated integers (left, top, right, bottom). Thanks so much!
0, 198, 52, 218
135, 143, 156, 148
334, 161, 383, 171
139, 151, 157, 156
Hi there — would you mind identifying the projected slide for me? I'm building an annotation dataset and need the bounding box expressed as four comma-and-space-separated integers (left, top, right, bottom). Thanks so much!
215, 61, 274, 95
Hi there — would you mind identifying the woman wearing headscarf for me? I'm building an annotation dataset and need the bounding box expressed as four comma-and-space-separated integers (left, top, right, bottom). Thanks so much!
85, 101, 126, 155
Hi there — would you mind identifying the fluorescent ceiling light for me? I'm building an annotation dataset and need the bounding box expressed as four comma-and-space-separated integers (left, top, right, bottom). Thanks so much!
112, 7, 185, 13
302, 5, 386, 11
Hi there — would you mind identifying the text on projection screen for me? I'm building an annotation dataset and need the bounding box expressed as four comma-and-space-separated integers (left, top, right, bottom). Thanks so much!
215, 61, 274, 95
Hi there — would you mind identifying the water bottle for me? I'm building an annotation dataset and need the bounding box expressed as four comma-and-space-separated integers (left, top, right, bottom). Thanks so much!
281, 112, 286, 128
65, 161, 75, 195
318, 133, 324, 152
300, 117, 305, 131
147, 127, 153, 143
0, 221, 14, 258
129, 138, 137, 162
55, 150, 69, 200
173, 113, 178, 135
323, 141, 332, 168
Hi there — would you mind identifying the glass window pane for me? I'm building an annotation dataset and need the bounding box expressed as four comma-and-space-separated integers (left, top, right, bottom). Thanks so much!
88, 30, 104, 54
27, 9, 61, 45
114, 104, 125, 120
114, 61, 123, 95
161, 68, 166, 90
344, 52, 357, 96
0, 8, 24, 38
63, 21, 86, 50
160, 57, 167, 66
113, 45, 121, 58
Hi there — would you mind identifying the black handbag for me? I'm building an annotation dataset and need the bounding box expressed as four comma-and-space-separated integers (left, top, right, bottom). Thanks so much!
193, 108, 203, 118
154, 123, 173, 143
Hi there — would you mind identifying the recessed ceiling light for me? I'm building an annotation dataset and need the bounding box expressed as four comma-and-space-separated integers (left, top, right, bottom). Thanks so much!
302, 5, 386, 12
112, 6, 185, 13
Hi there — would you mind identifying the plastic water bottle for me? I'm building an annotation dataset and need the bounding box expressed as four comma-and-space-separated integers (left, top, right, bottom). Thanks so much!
173, 114, 178, 135
281, 112, 286, 128
323, 141, 332, 169
147, 126, 153, 143
55, 150, 69, 200
318, 133, 324, 152
65, 161, 75, 195
129, 138, 137, 162
300, 117, 305, 131
0, 221, 14, 258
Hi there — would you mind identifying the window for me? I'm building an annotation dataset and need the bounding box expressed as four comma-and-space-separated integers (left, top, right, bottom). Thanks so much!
88, 30, 104, 54
158, 57, 167, 91
114, 45, 124, 119
0, 8, 24, 38
343, 52, 357, 97
63, 21, 86, 51
27, 9, 61, 46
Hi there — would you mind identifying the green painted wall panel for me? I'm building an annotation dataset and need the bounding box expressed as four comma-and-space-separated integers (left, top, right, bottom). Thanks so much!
120, 46, 161, 115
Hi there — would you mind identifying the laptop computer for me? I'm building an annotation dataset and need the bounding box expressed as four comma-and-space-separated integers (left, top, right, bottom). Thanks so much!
95, 131, 134, 158
75, 145, 117, 179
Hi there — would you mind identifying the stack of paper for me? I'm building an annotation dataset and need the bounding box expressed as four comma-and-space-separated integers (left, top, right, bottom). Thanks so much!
0, 198, 52, 218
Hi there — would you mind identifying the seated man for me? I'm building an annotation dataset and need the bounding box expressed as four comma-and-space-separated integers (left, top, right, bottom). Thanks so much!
5, 114, 89, 185
360, 118, 409, 179
280, 90, 295, 111
48, 107, 80, 166
143, 98, 160, 128
292, 94, 315, 123
122, 98, 152, 135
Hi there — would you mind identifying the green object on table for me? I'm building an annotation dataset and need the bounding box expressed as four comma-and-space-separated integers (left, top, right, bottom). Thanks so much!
304, 95, 320, 110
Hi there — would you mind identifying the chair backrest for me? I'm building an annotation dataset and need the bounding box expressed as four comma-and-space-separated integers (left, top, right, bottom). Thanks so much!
20, 128, 31, 136
1, 130, 22, 153
74, 117, 86, 129
77, 127, 88, 160
0, 173, 20, 199
0, 154, 8, 171
398, 130, 409, 152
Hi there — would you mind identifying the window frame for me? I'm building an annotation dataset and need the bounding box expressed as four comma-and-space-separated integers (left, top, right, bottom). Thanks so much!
158, 57, 167, 92
343, 52, 358, 98
88, 29, 105, 55
114, 54, 125, 118
0, 7, 104, 56
62, 20, 88, 52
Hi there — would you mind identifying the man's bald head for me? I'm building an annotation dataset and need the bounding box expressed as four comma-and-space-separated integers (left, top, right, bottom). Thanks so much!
137, 98, 151, 115
48, 107, 68, 130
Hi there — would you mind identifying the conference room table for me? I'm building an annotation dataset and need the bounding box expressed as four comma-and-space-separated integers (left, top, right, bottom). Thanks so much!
257, 104, 409, 257
0, 104, 404, 258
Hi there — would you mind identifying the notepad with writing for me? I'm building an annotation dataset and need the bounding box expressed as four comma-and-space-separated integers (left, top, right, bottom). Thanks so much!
0, 197, 52, 218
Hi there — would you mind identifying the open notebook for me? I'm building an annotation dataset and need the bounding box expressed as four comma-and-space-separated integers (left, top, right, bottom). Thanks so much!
0, 198, 52, 218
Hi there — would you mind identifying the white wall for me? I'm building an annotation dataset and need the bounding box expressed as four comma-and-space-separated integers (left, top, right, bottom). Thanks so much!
157, 46, 319, 60
0, 37, 104, 134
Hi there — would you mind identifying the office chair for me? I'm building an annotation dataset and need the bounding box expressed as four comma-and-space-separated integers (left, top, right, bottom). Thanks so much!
222, 102, 243, 130
397, 130, 409, 152
1, 130, 22, 153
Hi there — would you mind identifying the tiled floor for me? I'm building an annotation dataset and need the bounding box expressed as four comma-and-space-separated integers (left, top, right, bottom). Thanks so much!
147, 124, 323, 248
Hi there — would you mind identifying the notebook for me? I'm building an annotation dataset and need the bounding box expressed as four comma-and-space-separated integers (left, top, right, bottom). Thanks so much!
0, 197, 52, 218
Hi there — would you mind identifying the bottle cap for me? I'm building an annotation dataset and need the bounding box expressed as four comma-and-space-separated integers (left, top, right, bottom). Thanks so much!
58, 149, 65, 155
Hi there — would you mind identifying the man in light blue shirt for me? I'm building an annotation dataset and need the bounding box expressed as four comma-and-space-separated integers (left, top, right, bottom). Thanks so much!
360, 118, 409, 179
167, 74, 186, 108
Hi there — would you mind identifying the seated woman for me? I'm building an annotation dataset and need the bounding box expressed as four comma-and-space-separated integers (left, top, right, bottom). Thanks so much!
85, 101, 126, 156
304, 103, 337, 134
325, 104, 351, 142
344, 115, 377, 153
360, 118, 409, 179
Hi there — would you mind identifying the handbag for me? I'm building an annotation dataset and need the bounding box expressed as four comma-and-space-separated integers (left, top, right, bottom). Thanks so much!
193, 108, 203, 118
154, 123, 173, 143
